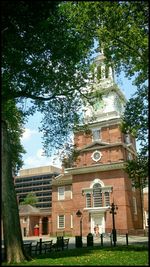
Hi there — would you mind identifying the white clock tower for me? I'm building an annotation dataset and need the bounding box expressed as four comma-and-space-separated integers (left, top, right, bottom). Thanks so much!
84, 51, 127, 124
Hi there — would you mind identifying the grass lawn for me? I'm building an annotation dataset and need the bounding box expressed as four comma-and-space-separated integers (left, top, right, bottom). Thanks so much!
2, 245, 148, 266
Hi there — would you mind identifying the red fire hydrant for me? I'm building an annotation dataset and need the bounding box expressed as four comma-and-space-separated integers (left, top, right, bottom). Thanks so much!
34, 224, 39, 236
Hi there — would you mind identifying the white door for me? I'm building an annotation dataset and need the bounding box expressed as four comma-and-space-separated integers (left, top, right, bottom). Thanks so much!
91, 213, 105, 234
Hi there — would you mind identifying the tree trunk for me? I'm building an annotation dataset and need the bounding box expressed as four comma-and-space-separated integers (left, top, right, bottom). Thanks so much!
2, 120, 29, 263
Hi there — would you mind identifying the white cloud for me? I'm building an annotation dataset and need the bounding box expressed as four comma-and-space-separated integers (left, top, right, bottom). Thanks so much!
23, 149, 61, 169
21, 128, 38, 141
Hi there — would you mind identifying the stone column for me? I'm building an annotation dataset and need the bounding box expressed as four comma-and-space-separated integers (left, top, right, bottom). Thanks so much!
48, 216, 51, 235
27, 216, 30, 236
39, 217, 42, 236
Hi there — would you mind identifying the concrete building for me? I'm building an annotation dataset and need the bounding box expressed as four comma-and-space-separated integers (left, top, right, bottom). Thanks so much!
14, 165, 61, 236
51, 52, 144, 237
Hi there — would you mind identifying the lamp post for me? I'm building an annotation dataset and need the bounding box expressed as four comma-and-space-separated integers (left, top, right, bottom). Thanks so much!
76, 210, 83, 237
109, 202, 118, 246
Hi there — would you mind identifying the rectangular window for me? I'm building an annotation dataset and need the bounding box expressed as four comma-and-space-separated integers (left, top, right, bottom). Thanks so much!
92, 129, 101, 141
127, 152, 132, 160
71, 215, 73, 228
58, 187, 65, 200
125, 134, 130, 144
93, 185, 102, 207
93, 193, 102, 207
104, 192, 110, 206
133, 197, 137, 214
86, 193, 91, 208
58, 215, 65, 228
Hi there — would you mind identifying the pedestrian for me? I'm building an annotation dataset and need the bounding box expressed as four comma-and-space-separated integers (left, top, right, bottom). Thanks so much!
96, 224, 99, 237
94, 226, 96, 236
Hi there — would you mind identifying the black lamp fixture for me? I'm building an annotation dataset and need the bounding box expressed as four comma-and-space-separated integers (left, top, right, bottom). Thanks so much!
109, 202, 118, 246
76, 210, 82, 217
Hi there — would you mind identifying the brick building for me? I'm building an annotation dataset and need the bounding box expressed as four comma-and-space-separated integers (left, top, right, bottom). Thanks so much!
51, 52, 143, 236
14, 165, 61, 236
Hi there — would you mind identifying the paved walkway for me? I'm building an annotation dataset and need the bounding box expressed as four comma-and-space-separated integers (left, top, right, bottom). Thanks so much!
23, 234, 148, 249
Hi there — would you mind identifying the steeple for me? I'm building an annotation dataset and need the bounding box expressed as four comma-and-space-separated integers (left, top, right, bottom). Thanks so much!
91, 49, 115, 88
84, 49, 127, 124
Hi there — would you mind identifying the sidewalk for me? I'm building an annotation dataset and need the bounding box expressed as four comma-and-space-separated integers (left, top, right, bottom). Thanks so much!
23, 234, 148, 249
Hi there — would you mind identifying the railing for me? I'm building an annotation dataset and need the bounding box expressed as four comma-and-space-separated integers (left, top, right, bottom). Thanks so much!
23, 237, 69, 256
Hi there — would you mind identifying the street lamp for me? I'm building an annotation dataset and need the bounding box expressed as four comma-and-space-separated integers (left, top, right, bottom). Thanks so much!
109, 202, 118, 246
76, 210, 83, 237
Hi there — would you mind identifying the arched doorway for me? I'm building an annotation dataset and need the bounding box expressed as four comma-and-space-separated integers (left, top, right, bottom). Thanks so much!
42, 217, 48, 235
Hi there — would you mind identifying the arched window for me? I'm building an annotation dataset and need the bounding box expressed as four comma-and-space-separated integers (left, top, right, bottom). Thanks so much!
97, 65, 101, 80
93, 183, 102, 207
105, 65, 109, 78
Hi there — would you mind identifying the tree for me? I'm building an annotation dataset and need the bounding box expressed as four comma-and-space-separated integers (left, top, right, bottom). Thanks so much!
2, 1, 93, 263
2, 1, 148, 263
2, 99, 27, 263
121, 85, 148, 188
59, 1, 149, 188
20, 193, 38, 206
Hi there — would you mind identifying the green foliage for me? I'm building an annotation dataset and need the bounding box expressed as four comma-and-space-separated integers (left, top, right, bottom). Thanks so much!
60, 1, 148, 86
20, 193, 38, 206
125, 157, 148, 189
121, 84, 148, 187
2, 99, 26, 174
2, 0, 94, 158
61, 147, 80, 168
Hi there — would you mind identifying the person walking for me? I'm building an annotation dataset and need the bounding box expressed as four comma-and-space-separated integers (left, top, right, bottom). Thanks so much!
96, 224, 99, 237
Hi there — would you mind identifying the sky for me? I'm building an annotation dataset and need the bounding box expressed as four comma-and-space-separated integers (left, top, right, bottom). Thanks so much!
20, 72, 138, 171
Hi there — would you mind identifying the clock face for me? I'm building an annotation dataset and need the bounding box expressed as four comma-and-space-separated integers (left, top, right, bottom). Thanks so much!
91, 150, 102, 162
93, 99, 105, 112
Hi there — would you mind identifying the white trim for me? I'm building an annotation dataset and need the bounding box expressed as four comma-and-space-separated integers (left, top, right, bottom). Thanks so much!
84, 207, 110, 212
90, 178, 104, 188
65, 162, 125, 175
91, 150, 102, 162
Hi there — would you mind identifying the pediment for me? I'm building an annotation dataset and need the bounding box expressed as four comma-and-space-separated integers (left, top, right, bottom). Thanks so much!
78, 141, 109, 152
52, 173, 72, 185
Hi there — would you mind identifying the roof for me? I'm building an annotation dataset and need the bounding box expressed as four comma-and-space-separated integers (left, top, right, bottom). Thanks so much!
17, 165, 61, 178
19, 204, 41, 215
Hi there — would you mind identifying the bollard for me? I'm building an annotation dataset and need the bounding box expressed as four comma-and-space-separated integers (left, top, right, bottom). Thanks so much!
39, 238, 42, 254
126, 233, 128, 246
87, 233, 93, 247
110, 234, 112, 246
75, 236, 82, 248
100, 234, 103, 246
